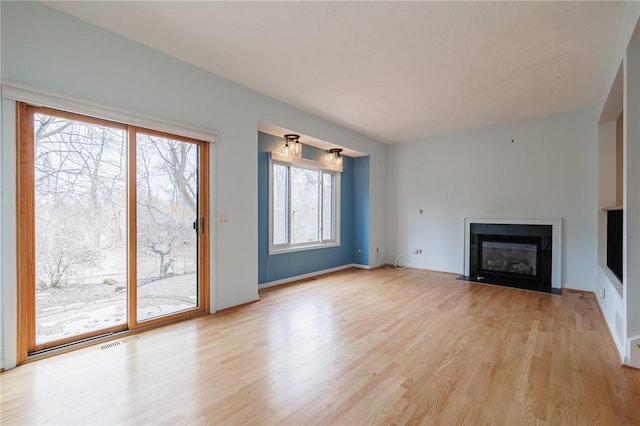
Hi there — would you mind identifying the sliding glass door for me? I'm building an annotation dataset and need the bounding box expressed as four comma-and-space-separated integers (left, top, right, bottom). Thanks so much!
17, 104, 209, 359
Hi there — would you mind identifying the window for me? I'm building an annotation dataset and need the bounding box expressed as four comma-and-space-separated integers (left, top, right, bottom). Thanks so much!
16, 103, 210, 361
270, 153, 341, 253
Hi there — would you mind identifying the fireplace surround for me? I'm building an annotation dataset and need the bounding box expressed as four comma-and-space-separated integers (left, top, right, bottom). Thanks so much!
462, 218, 562, 294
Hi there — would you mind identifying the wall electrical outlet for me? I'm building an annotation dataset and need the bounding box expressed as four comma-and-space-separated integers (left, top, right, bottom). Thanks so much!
413, 248, 423, 254
419, 208, 424, 215
599, 288, 605, 298
357, 247, 362, 254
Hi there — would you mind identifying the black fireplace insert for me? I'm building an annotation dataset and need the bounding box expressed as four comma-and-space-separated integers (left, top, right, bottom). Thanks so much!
464, 223, 558, 294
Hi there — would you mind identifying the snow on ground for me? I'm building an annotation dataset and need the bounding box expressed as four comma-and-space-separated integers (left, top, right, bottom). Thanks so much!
36, 273, 198, 344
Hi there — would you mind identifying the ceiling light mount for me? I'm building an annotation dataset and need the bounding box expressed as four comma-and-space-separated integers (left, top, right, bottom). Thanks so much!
328, 148, 344, 166
284, 134, 302, 157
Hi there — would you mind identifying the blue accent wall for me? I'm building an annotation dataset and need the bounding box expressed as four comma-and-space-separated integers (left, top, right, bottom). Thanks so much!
353, 156, 370, 266
258, 132, 357, 284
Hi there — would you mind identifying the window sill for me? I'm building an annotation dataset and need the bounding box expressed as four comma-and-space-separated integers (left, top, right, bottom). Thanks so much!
270, 241, 340, 255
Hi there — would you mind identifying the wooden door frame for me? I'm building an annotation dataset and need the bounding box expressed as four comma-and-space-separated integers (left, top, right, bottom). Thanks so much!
16, 102, 35, 363
16, 103, 210, 363
127, 126, 210, 329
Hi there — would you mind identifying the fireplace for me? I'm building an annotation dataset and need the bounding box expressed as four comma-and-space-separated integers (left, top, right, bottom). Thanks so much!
463, 219, 562, 294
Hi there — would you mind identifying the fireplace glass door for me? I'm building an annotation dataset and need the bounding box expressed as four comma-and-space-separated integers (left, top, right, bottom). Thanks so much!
480, 239, 538, 277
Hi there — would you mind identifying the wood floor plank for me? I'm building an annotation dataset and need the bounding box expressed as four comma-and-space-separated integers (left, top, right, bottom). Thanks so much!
1, 268, 639, 425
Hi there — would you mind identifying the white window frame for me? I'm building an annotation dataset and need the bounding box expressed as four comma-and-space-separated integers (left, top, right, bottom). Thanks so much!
269, 152, 342, 254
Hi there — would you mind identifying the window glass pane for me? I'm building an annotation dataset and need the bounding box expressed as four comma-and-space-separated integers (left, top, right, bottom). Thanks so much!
136, 133, 199, 322
273, 164, 288, 245
290, 167, 319, 244
34, 113, 127, 345
322, 173, 333, 240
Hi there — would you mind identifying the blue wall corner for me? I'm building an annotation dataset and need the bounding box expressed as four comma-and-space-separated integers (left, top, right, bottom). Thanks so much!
353, 156, 370, 266
258, 132, 368, 284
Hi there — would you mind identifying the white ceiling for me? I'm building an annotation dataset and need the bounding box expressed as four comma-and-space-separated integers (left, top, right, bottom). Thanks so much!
45, 1, 625, 144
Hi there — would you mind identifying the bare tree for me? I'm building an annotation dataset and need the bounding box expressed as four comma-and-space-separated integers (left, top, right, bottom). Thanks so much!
136, 135, 198, 280
34, 113, 126, 288
33, 114, 198, 287
152, 139, 197, 213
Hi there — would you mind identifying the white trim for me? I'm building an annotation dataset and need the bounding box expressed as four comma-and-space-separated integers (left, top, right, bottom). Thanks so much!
627, 335, 640, 369
463, 218, 563, 290
351, 263, 371, 270
1, 81, 218, 143
1, 99, 18, 369
271, 151, 343, 172
270, 241, 340, 255
259, 264, 355, 288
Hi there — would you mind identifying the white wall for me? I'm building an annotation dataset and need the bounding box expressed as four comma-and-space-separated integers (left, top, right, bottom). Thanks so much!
0, 0, 3, 368
387, 109, 598, 290
623, 17, 640, 367
595, 2, 640, 366
0, 1, 387, 369
369, 154, 388, 267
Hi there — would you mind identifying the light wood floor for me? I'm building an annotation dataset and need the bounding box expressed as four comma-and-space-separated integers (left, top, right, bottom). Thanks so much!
1, 268, 639, 425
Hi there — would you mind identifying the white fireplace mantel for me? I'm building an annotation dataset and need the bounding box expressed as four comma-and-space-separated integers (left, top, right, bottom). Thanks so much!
463, 218, 563, 290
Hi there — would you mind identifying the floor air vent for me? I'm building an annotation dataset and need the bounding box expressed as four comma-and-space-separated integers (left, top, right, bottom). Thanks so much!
100, 341, 122, 350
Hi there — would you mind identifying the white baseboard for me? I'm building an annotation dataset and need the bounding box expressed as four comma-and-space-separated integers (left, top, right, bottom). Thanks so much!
395, 262, 458, 276
259, 264, 367, 289
626, 335, 640, 368
562, 285, 593, 292
351, 263, 371, 270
